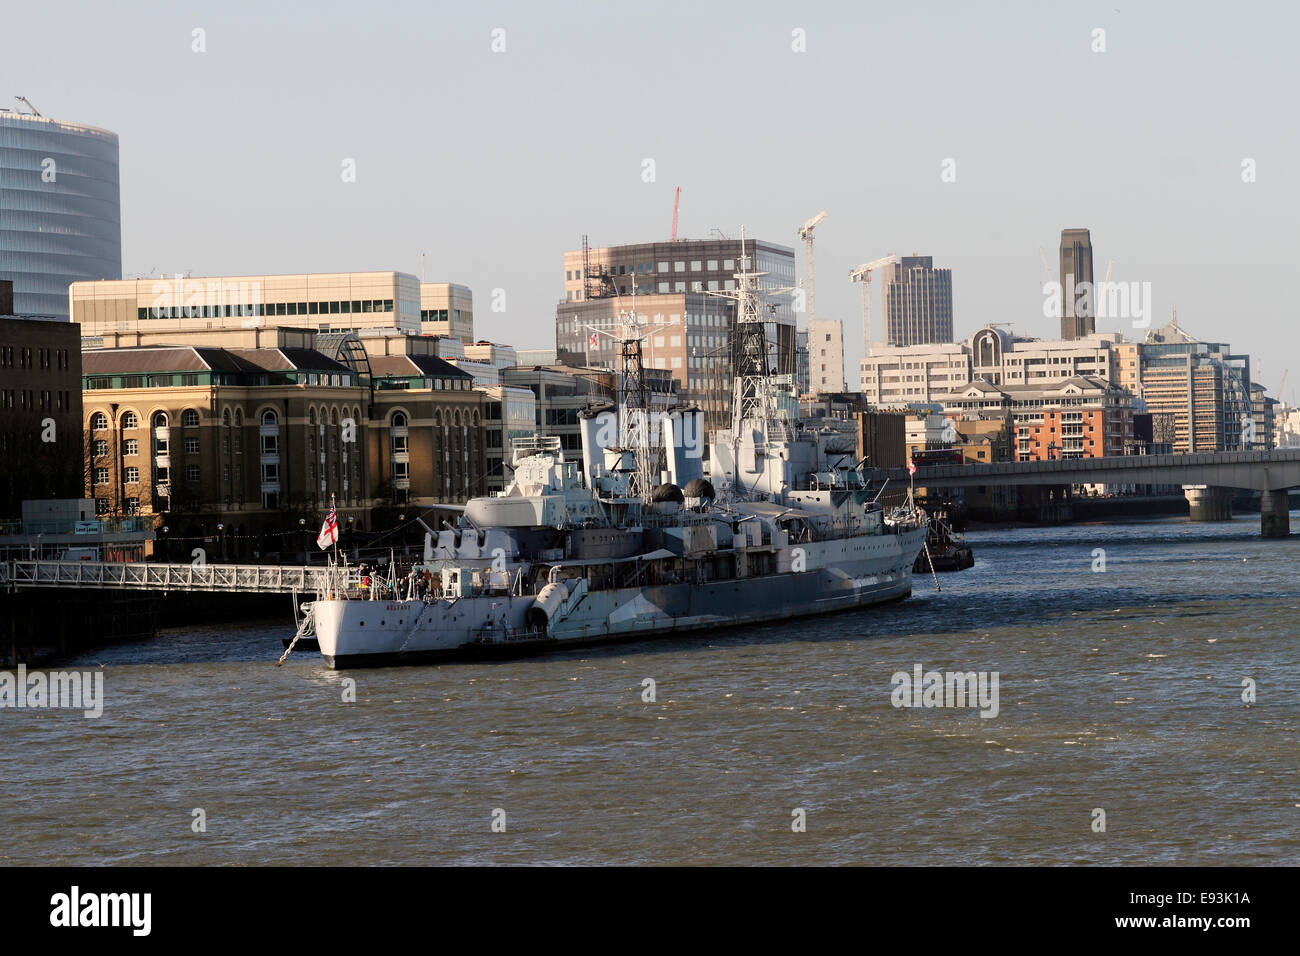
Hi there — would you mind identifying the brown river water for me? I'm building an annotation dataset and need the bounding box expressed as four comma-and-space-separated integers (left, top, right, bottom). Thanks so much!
2, 515, 1297, 865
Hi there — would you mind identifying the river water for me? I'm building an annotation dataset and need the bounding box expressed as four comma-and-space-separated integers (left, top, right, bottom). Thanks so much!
2, 514, 1297, 865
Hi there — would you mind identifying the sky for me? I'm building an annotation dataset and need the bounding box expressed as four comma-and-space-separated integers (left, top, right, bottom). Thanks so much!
5, 0, 1298, 396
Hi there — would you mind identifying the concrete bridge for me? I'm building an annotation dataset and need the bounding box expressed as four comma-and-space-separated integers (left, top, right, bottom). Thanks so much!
1, 559, 354, 594
880, 448, 1300, 537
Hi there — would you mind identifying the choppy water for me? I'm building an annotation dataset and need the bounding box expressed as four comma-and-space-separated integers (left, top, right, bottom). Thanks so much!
3, 514, 1298, 865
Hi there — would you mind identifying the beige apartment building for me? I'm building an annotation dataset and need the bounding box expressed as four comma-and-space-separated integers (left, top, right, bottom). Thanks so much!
420, 282, 474, 343
808, 318, 845, 394
71, 272, 425, 339
861, 326, 1125, 406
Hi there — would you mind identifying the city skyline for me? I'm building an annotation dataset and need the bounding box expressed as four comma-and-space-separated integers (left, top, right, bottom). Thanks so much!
4, 1, 1297, 398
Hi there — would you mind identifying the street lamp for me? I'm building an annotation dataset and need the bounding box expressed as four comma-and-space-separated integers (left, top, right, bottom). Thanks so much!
217, 523, 225, 562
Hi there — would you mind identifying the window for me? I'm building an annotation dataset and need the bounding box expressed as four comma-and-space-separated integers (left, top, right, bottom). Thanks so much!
393, 434, 408, 454
185, 437, 200, 454
122, 412, 138, 429
95, 498, 109, 515
93, 439, 108, 458
124, 498, 140, 516
94, 468, 109, 485
261, 434, 279, 455
261, 462, 279, 483
261, 409, 277, 426
91, 412, 109, 431
155, 436, 168, 455
222, 409, 231, 427
186, 465, 200, 482
155, 466, 169, 483
124, 467, 139, 484
182, 409, 199, 427
124, 439, 139, 456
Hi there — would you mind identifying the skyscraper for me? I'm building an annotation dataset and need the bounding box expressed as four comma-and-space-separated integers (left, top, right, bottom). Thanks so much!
1059, 228, 1094, 340
0, 109, 122, 319
882, 256, 953, 346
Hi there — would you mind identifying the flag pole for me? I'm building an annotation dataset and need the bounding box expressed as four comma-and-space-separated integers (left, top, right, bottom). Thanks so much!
331, 492, 339, 568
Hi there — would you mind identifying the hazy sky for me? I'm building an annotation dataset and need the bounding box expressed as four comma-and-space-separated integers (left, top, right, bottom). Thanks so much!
7, 1, 1298, 395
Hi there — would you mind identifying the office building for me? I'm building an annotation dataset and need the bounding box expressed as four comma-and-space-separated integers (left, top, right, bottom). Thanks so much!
1059, 228, 1095, 340
557, 236, 798, 377
0, 109, 121, 319
72, 272, 424, 340
420, 282, 474, 342
861, 325, 1125, 407
808, 318, 845, 394
479, 385, 538, 492
882, 255, 953, 346
1128, 318, 1252, 453
0, 280, 84, 517
556, 291, 732, 428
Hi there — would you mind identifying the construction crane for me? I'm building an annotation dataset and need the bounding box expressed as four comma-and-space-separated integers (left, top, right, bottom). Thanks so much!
14, 96, 41, 117
670, 187, 681, 241
849, 255, 899, 355
797, 210, 828, 322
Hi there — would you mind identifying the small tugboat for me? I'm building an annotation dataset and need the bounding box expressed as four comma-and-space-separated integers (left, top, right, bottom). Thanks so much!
913, 501, 974, 573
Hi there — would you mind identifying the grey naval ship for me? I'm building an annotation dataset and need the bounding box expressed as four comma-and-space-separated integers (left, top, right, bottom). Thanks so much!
303, 252, 930, 669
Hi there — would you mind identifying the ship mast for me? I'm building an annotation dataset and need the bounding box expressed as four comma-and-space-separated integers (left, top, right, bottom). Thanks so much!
707, 228, 794, 443
616, 306, 658, 501
584, 281, 664, 502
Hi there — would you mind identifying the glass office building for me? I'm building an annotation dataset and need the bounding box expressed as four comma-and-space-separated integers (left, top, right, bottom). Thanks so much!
0, 111, 122, 319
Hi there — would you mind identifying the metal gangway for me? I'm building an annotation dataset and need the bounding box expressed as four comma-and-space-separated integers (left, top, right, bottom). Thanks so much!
1, 559, 356, 595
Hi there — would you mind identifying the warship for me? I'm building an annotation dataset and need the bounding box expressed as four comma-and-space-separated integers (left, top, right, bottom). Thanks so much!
292, 248, 930, 669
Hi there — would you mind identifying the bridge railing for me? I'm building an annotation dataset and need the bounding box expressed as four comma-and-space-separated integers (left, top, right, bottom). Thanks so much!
0, 560, 358, 594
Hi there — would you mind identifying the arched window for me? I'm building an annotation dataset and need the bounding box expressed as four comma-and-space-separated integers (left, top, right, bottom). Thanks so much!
433, 410, 442, 427
261, 409, 278, 426
453, 409, 461, 427
392, 411, 407, 428
182, 409, 199, 427
234, 409, 243, 427
330, 408, 339, 426
91, 412, 108, 431
152, 411, 168, 428
222, 409, 231, 427
309, 408, 317, 426
472, 410, 480, 426
122, 412, 138, 430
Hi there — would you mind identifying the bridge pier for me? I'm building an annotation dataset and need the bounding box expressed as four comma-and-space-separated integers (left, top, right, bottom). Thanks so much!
1260, 489, 1291, 538
1182, 485, 1233, 522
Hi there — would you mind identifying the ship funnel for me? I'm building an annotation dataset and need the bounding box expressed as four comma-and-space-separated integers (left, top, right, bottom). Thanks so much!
663, 406, 704, 488
579, 405, 617, 488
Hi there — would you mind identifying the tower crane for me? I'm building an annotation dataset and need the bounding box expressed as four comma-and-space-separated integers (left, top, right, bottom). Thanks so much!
797, 210, 828, 322
670, 187, 681, 242
849, 254, 899, 355
14, 96, 41, 116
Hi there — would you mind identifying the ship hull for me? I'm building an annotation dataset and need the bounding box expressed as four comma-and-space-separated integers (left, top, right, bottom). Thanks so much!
310, 528, 926, 668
